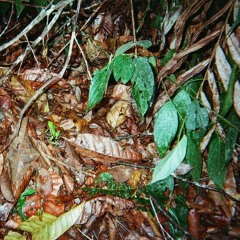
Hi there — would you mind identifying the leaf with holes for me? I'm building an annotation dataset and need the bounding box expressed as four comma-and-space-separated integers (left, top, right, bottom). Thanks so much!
131, 57, 155, 117
113, 55, 134, 83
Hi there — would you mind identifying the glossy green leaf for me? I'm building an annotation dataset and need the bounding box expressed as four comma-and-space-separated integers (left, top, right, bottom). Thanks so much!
208, 133, 227, 189
113, 55, 134, 83
154, 101, 178, 156
151, 135, 187, 184
87, 63, 112, 111
131, 57, 155, 117
19, 202, 85, 240
115, 40, 152, 56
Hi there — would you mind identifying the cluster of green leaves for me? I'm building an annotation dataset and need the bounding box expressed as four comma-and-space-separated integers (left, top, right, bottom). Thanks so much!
83, 172, 134, 198
87, 40, 155, 117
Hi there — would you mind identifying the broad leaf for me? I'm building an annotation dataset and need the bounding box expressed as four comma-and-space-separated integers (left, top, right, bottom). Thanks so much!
113, 55, 134, 83
208, 133, 227, 188
19, 202, 85, 240
115, 40, 152, 56
173, 90, 191, 121
186, 101, 209, 131
154, 101, 178, 157
131, 57, 155, 117
186, 130, 205, 182
87, 63, 112, 111
151, 135, 187, 184
66, 133, 142, 163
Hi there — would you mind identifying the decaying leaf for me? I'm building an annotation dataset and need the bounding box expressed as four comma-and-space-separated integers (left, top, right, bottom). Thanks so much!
233, 80, 240, 117
6, 117, 39, 198
106, 100, 130, 128
66, 133, 142, 163
215, 44, 231, 91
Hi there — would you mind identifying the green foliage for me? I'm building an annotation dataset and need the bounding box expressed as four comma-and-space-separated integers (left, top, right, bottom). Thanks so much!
19, 202, 85, 240
144, 176, 174, 203
114, 40, 152, 56
87, 63, 113, 111
17, 188, 36, 221
186, 130, 205, 181
220, 64, 238, 117
208, 133, 227, 188
47, 121, 61, 145
168, 195, 189, 238
83, 173, 134, 198
87, 41, 155, 116
131, 57, 155, 117
161, 49, 176, 66
113, 55, 134, 83
185, 100, 209, 131
150, 135, 187, 184
154, 101, 178, 157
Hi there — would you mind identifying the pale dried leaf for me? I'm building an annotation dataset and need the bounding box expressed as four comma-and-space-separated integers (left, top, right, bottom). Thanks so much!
36, 168, 53, 197
215, 44, 231, 90
111, 84, 131, 101
200, 91, 211, 114
66, 133, 142, 163
106, 165, 135, 182
0, 167, 14, 202
106, 100, 130, 128
174, 162, 193, 176
20, 68, 57, 82
233, 79, 240, 117
226, 25, 240, 67
200, 125, 215, 153
207, 70, 220, 122
6, 117, 39, 198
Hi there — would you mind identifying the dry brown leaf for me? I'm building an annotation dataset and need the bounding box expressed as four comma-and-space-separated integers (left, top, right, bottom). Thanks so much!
215, 44, 231, 91
226, 24, 240, 67
78, 196, 135, 224
206, 70, 220, 122
106, 100, 130, 128
174, 0, 208, 50
6, 117, 39, 198
36, 168, 53, 197
0, 166, 14, 202
105, 165, 135, 182
66, 133, 142, 163
110, 84, 131, 101
233, 80, 240, 117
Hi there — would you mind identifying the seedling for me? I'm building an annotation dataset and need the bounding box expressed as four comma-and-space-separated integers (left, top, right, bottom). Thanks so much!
47, 121, 61, 145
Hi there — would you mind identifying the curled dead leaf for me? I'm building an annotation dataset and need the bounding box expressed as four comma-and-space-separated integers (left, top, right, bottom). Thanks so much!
66, 133, 142, 163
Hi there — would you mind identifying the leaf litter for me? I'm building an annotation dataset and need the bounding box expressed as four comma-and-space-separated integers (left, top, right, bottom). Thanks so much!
0, 0, 239, 239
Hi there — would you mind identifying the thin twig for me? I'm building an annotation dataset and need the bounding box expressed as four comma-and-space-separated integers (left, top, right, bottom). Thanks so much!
0, 2, 14, 38
130, 0, 137, 56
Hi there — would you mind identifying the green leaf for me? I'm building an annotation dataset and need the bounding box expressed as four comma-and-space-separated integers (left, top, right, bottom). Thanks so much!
115, 40, 152, 56
19, 202, 85, 240
161, 49, 176, 66
14, 0, 25, 17
173, 90, 192, 120
0, 2, 10, 16
168, 196, 188, 238
87, 63, 112, 111
131, 57, 155, 117
4, 231, 26, 240
186, 131, 205, 182
151, 135, 187, 184
17, 188, 36, 221
185, 101, 209, 131
220, 64, 238, 117
154, 101, 178, 157
208, 133, 227, 189
113, 55, 134, 83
